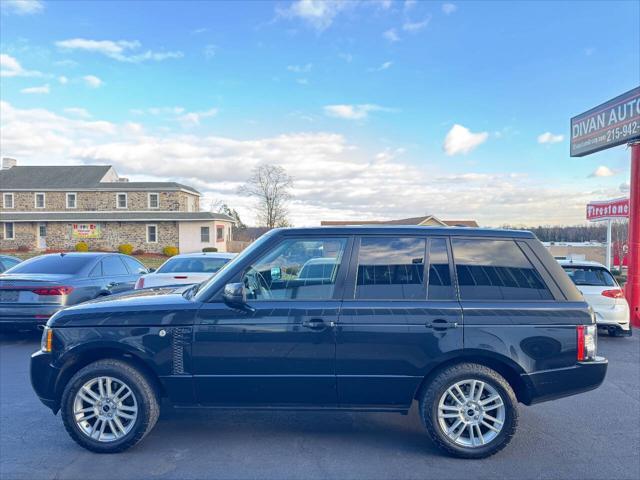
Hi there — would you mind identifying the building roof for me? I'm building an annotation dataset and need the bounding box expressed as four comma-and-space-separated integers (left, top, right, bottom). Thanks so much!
1, 211, 235, 223
0, 165, 200, 194
320, 215, 479, 228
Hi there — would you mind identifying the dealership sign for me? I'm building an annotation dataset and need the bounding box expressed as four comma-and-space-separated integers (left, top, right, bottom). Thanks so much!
586, 197, 630, 221
72, 223, 101, 239
570, 87, 640, 157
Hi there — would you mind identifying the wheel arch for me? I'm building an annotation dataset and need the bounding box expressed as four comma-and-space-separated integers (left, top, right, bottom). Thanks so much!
413, 350, 531, 404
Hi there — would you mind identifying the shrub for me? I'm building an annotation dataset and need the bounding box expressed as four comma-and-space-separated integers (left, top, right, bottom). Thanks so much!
75, 242, 89, 252
202, 247, 218, 253
163, 246, 178, 257
132, 249, 145, 256
118, 244, 134, 255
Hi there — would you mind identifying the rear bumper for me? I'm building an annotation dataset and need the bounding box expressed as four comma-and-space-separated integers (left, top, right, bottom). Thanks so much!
593, 304, 630, 330
521, 357, 608, 405
0, 305, 62, 328
30, 350, 60, 413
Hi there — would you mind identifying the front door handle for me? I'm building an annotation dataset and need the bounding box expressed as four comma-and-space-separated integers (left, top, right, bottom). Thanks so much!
106, 282, 117, 288
302, 318, 330, 331
426, 319, 458, 331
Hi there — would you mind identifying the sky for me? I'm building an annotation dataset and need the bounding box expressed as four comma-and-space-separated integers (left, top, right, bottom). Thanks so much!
1, 0, 638, 227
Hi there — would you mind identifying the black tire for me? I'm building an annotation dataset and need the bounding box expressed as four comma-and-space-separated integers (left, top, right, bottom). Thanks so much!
60, 359, 160, 453
419, 363, 518, 459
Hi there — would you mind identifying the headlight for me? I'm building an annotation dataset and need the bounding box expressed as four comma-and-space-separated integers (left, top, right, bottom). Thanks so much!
577, 325, 597, 361
40, 326, 53, 352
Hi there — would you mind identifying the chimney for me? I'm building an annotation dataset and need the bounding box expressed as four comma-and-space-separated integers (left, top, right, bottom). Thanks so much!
2, 158, 17, 170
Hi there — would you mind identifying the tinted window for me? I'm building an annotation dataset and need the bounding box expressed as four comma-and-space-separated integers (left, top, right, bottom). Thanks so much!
102, 256, 129, 276
356, 237, 426, 300
243, 238, 347, 300
121, 256, 148, 275
157, 257, 230, 273
563, 265, 616, 287
9, 255, 92, 274
427, 238, 455, 300
452, 239, 552, 300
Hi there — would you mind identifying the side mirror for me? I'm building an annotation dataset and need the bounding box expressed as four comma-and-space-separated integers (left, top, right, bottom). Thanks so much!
223, 282, 247, 307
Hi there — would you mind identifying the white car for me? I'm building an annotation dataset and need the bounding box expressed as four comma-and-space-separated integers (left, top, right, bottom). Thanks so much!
135, 252, 236, 289
559, 260, 631, 336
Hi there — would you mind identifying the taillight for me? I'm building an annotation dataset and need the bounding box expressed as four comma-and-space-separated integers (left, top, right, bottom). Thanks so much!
601, 289, 624, 299
32, 286, 73, 296
135, 277, 145, 289
577, 325, 597, 361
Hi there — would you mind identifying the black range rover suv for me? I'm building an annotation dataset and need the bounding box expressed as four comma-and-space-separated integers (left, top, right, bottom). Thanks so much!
31, 227, 607, 458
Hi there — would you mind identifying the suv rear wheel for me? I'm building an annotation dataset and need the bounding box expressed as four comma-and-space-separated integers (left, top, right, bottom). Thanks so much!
420, 363, 518, 459
60, 359, 160, 453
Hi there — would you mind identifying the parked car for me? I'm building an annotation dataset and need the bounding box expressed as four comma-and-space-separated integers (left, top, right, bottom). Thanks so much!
31, 227, 606, 458
559, 259, 631, 336
1, 252, 148, 330
0, 255, 21, 273
134, 252, 236, 289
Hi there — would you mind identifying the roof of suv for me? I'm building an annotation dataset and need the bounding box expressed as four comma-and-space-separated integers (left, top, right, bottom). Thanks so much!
276, 226, 536, 238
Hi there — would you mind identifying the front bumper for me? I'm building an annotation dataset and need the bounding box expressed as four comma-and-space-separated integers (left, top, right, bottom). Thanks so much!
30, 350, 60, 413
520, 357, 608, 405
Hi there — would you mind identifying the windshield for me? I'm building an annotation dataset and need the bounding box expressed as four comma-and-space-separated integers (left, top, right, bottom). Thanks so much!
562, 266, 617, 287
157, 257, 230, 273
192, 230, 278, 301
7, 255, 93, 275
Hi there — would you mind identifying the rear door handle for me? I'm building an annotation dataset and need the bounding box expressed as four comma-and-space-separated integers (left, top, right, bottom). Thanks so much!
106, 282, 117, 288
426, 319, 458, 330
302, 318, 333, 331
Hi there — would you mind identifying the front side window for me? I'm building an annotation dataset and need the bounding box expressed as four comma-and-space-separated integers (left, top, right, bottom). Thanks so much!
66, 193, 77, 209
427, 238, 455, 300
201, 226, 210, 243
563, 265, 616, 287
148, 193, 159, 209
121, 256, 148, 274
355, 237, 426, 300
35, 193, 45, 208
4, 223, 14, 240
117, 193, 127, 209
242, 237, 347, 300
3, 193, 14, 209
102, 256, 129, 276
452, 239, 553, 301
146, 225, 157, 243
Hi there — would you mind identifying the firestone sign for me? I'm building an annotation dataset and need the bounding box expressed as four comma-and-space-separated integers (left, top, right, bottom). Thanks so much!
586, 197, 630, 221
570, 87, 640, 157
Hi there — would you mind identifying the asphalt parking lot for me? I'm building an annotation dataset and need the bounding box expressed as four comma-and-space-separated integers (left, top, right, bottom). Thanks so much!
1, 331, 638, 480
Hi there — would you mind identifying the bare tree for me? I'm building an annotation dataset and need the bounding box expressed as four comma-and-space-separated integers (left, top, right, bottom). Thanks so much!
239, 165, 293, 228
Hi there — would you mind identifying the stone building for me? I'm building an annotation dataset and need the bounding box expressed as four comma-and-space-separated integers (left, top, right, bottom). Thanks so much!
0, 159, 235, 253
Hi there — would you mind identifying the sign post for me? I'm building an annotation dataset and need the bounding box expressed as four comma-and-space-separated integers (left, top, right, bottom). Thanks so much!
571, 86, 640, 328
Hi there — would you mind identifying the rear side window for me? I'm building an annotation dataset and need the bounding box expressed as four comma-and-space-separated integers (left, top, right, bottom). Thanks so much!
563, 266, 617, 287
102, 256, 129, 276
427, 238, 455, 300
8, 255, 91, 274
355, 237, 426, 300
452, 239, 553, 301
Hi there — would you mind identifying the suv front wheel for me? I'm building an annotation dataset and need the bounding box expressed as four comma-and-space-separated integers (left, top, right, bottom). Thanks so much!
60, 359, 160, 453
420, 363, 518, 459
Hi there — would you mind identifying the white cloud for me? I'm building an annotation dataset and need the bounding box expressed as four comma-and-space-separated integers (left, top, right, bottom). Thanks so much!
83, 75, 103, 88
383, 28, 400, 42
369, 61, 393, 72
443, 124, 489, 155
537, 131, 564, 144
64, 107, 91, 118
178, 108, 219, 126
0, 53, 41, 77
403, 15, 431, 33
442, 3, 458, 15
58, 76, 69, 84
20, 84, 49, 94
0, 100, 612, 226
287, 63, 313, 73
55, 38, 183, 63
1, 0, 43, 15
323, 104, 390, 120
277, 0, 350, 31
589, 166, 616, 178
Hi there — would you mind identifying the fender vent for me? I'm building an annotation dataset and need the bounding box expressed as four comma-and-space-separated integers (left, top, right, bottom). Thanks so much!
171, 327, 191, 375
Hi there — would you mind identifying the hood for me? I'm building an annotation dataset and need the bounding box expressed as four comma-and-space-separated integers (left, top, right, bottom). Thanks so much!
48, 285, 199, 328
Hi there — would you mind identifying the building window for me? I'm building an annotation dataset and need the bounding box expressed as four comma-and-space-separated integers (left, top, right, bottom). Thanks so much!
201, 226, 210, 243
116, 193, 128, 209
148, 193, 159, 209
216, 225, 224, 242
146, 224, 158, 243
66, 192, 77, 209
4, 223, 14, 240
34, 192, 45, 209
3, 193, 14, 209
